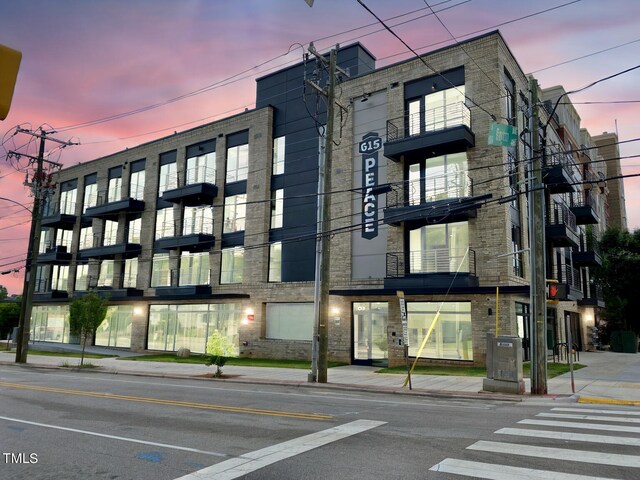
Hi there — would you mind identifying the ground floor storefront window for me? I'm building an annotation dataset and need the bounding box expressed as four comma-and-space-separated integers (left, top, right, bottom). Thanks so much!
30, 305, 71, 343
95, 305, 133, 348
147, 303, 241, 354
407, 301, 472, 360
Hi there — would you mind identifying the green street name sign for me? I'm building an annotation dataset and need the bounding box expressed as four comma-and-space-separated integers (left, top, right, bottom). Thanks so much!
488, 123, 518, 147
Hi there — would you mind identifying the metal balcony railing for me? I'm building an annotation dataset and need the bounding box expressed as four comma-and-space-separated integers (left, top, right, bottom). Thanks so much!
43, 199, 77, 216
386, 102, 471, 142
386, 172, 472, 209
551, 263, 582, 290
547, 200, 577, 231
386, 248, 476, 278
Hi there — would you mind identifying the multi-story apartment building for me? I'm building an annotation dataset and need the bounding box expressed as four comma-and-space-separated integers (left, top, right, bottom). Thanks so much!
29, 31, 622, 367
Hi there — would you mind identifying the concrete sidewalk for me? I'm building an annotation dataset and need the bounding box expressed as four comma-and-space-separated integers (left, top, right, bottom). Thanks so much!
2, 343, 640, 405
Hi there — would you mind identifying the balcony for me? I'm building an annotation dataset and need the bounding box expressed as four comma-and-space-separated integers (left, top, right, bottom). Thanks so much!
550, 263, 583, 301
33, 279, 68, 301
41, 200, 77, 229
76, 274, 143, 298
384, 248, 478, 290
78, 242, 142, 260
578, 283, 605, 308
570, 190, 599, 225
160, 166, 218, 206
154, 219, 215, 253
543, 146, 576, 194
37, 245, 72, 265
384, 103, 474, 162
572, 232, 602, 267
84, 190, 145, 220
155, 269, 212, 297
383, 175, 484, 226
546, 201, 580, 248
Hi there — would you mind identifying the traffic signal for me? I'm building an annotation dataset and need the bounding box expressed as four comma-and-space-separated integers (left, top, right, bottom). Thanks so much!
547, 282, 567, 301
0, 44, 22, 120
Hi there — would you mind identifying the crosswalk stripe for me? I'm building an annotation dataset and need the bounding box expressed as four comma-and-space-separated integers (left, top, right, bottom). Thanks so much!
552, 407, 640, 416
468, 440, 640, 468
538, 412, 640, 424
520, 418, 640, 434
429, 458, 620, 480
496, 427, 640, 446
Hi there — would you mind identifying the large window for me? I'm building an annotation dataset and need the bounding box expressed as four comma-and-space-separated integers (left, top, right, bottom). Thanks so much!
83, 181, 97, 213
187, 151, 216, 185
183, 206, 213, 235
123, 257, 138, 288
408, 86, 469, 136
59, 188, 77, 215
147, 303, 240, 354
103, 220, 118, 246
51, 265, 69, 291
129, 161, 146, 201
223, 194, 246, 233
55, 229, 73, 251
30, 305, 70, 343
75, 264, 89, 291
407, 302, 472, 360
266, 303, 313, 341
97, 260, 114, 287
79, 226, 93, 250
226, 144, 248, 183
273, 136, 285, 175
220, 247, 243, 284
155, 208, 174, 239
95, 305, 132, 348
179, 252, 210, 285
151, 253, 170, 287
268, 242, 282, 282
159, 161, 177, 196
107, 167, 122, 203
271, 189, 283, 229
408, 153, 469, 205
409, 221, 469, 273
128, 218, 141, 244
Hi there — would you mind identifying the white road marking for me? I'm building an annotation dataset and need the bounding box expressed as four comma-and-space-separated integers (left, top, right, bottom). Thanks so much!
538, 412, 640, 424
429, 458, 619, 480
0, 415, 226, 457
520, 418, 640, 434
552, 407, 640, 416
468, 440, 640, 468
173, 419, 386, 480
496, 427, 640, 446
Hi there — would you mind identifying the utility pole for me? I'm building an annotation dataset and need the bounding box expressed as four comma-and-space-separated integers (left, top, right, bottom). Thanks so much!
528, 78, 548, 394
306, 43, 348, 383
11, 127, 74, 364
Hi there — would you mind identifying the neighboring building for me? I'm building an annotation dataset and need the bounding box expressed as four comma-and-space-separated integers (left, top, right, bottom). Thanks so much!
592, 131, 628, 232
30, 31, 623, 366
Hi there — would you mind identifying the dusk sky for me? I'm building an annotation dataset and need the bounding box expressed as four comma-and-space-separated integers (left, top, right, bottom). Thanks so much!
1, 0, 638, 295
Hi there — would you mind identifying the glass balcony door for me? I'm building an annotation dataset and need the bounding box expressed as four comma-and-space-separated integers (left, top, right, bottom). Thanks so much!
353, 302, 388, 366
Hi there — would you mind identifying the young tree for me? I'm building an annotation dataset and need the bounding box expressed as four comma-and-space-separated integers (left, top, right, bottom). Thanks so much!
205, 329, 235, 377
69, 292, 108, 366
594, 227, 640, 336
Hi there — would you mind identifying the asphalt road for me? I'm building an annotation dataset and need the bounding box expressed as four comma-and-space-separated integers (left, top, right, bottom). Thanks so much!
1, 366, 640, 479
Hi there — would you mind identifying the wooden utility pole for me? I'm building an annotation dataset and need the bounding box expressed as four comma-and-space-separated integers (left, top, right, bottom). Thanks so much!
529, 78, 548, 394
12, 128, 74, 364
306, 44, 347, 383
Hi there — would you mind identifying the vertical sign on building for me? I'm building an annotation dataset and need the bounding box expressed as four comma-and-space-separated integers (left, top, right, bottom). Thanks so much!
360, 132, 382, 239
397, 290, 412, 389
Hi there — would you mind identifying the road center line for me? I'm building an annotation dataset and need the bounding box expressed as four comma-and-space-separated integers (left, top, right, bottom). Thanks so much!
173, 419, 386, 480
0, 380, 333, 421
0, 415, 227, 457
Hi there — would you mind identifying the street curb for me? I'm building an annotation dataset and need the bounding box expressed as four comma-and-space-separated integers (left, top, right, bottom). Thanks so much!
577, 396, 640, 407
0, 360, 524, 403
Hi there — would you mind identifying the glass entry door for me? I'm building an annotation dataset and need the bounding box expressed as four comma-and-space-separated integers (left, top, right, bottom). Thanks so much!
353, 302, 388, 367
